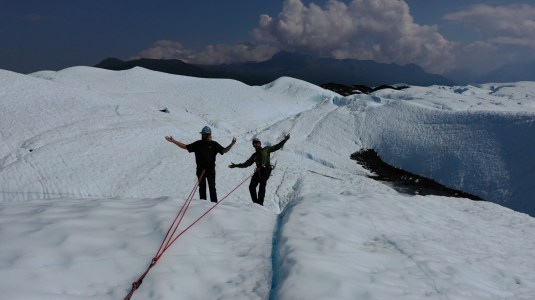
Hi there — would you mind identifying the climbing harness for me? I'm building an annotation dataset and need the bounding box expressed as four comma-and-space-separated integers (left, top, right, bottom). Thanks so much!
123, 169, 255, 300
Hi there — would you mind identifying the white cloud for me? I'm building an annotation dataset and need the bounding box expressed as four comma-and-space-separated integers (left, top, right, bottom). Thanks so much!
134, 1, 535, 77
252, 0, 457, 74
192, 43, 278, 65
444, 4, 535, 47
135, 0, 458, 73
134, 40, 278, 65
442, 4, 535, 74
134, 40, 196, 61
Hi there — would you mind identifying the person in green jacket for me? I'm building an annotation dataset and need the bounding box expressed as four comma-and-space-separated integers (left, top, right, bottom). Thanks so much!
229, 133, 290, 206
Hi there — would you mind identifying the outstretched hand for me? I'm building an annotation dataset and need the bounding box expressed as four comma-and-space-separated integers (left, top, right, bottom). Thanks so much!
284, 133, 290, 141
232, 137, 237, 144
229, 163, 237, 168
165, 136, 174, 142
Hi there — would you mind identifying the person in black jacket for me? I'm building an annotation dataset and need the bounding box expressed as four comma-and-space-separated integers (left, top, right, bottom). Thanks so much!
229, 133, 290, 206
166, 126, 236, 202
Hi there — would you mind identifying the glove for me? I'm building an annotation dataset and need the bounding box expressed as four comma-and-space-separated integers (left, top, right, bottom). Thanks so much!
229, 163, 237, 168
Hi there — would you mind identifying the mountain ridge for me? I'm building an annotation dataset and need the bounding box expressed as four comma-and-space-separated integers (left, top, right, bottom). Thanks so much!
94, 51, 454, 86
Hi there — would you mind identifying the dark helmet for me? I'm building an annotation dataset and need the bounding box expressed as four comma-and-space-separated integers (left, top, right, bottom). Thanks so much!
200, 126, 211, 135
252, 137, 261, 144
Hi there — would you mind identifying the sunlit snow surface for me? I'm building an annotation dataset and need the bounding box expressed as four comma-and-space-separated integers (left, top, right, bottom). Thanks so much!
1, 67, 534, 299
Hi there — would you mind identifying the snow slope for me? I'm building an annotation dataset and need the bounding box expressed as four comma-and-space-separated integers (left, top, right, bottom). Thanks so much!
367, 84, 535, 214
1, 67, 534, 299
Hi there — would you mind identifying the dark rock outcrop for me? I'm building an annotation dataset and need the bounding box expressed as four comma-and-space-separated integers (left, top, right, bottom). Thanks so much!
351, 149, 484, 200
321, 82, 409, 96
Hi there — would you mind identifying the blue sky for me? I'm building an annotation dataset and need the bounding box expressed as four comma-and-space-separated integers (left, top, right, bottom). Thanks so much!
2, 0, 534, 76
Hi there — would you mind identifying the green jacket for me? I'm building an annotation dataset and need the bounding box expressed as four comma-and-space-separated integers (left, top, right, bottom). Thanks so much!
234, 139, 287, 169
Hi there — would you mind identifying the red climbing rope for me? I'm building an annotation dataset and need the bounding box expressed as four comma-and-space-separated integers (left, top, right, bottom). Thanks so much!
124, 169, 204, 300
158, 170, 256, 256
155, 169, 205, 259
123, 170, 255, 300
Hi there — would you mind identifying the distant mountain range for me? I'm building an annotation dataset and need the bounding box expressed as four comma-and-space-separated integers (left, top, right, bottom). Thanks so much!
477, 60, 535, 84
95, 52, 453, 87
94, 51, 535, 86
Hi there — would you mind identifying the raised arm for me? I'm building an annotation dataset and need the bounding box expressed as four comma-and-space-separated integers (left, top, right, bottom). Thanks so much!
269, 133, 290, 153
165, 136, 187, 150
223, 137, 237, 154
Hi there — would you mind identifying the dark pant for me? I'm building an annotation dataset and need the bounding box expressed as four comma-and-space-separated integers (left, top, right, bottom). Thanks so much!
197, 168, 217, 202
249, 167, 271, 205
